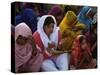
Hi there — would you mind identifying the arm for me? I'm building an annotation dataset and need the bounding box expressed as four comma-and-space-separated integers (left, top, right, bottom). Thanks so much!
47, 48, 68, 55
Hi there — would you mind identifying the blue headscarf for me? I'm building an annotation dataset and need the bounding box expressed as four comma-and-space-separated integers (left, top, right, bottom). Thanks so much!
78, 6, 93, 28
15, 8, 38, 33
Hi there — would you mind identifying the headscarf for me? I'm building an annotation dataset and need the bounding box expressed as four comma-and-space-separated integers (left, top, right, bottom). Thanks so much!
48, 6, 63, 17
59, 11, 85, 51
15, 23, 32, 72
37, 15, 59, 49
70, 35, 91, 67
60, 11, 77, 33
48, 6, 64, 25
60, 10, 86, 30
78, 6, 93, 28
15, 8, 38, 33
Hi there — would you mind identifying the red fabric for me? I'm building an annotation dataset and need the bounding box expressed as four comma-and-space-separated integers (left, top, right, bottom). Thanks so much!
33, 31, 50, 59
70, 35, 92, 67
33, 31, 44, 52
70, 36, 81, 66
33, 31, 61, 59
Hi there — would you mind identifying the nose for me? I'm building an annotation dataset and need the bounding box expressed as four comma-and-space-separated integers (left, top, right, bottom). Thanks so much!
50, 28, 53, 33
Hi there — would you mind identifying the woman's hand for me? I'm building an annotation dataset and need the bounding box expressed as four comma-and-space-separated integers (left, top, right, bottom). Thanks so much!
48, 42, 56, 49
28, 35, 37, 54
27, 35, 34, 44
44, 49, 52, 57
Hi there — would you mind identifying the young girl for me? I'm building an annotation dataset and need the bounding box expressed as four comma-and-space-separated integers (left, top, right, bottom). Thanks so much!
15, 23, 43, 73
70, 35, 96, 69
33, 15, 69, 71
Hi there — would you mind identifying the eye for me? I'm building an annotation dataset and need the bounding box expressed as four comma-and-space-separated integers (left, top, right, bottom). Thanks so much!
17, 35, 23, 39
24, 37, 28, 41
18, 35, 22, 37
17, 35, 28, 41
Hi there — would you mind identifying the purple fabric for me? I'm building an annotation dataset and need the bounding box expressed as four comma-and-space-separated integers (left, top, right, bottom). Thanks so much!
48, 6, 64, 25
15, 23, 43, 72
48, 6, 63, 16
15, 8, 38, 33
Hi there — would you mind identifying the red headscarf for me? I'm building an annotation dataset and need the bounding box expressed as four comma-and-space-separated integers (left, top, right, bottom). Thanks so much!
70, 35, 92, 67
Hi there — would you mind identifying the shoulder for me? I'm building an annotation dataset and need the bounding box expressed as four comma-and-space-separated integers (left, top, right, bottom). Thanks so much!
33, 31, 44, 50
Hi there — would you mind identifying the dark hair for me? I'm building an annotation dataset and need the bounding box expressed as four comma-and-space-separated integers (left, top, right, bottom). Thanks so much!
43, 17, 55, 27
79, 36, 86, 44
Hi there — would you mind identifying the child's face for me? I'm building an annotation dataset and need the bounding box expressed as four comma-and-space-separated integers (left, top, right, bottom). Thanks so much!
44, 23, 54, 37
16, 35, 28, 45
81, 39, 88, 50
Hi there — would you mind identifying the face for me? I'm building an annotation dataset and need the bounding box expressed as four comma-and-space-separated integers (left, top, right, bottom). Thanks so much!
43, 23, 54, 37
80, 39, 88, 50
16, 35, 28, 45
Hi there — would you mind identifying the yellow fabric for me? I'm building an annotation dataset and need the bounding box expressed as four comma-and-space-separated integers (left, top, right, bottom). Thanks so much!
59, 11, 86, 52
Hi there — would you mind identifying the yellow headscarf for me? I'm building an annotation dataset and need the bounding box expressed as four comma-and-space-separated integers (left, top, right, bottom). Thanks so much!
60, 11, 77, 33
59, 11, 86, 52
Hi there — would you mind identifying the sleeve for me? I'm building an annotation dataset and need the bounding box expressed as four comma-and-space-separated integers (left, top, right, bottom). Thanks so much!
57, 30, 62, 50
70, 50, 78, 67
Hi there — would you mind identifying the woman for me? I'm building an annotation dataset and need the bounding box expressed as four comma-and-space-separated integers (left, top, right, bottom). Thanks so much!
48, 6, 64, 26
70, 35, 96, 69
15, 8, 38, 33
59, 11, 86, 52
33, 15, 69, 71
15, 23, 43, 73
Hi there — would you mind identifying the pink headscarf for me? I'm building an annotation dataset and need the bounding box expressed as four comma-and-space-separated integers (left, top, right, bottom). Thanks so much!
15, 23, 33, 72
15, 23, 44, 73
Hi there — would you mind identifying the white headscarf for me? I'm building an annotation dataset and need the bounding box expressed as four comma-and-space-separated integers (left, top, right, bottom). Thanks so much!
37, 15, 59, 49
